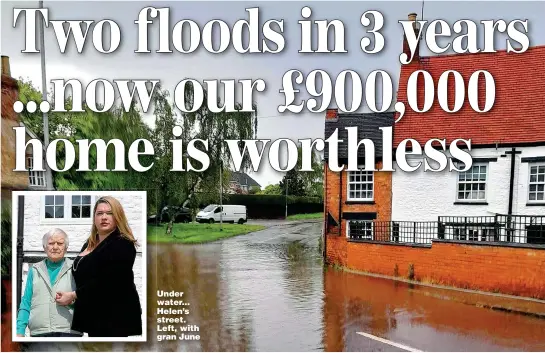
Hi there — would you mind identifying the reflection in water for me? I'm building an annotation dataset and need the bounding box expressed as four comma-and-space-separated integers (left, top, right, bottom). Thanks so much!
19, 222, 545, 352
323, 269, 545, 352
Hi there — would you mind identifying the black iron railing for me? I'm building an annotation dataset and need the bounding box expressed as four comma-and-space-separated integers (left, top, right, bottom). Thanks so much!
439, 215, 545, 244
346, 214, 545, 246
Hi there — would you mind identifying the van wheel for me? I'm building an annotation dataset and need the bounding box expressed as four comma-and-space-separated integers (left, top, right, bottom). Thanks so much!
238, 219, 244, 224
209, 219, 214, 224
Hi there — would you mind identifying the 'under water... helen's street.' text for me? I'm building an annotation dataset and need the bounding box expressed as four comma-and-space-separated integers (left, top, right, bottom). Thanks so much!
156, 290, 200, 341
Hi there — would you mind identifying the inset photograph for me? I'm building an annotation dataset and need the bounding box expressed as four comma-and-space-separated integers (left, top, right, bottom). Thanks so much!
11, 191, 147, 342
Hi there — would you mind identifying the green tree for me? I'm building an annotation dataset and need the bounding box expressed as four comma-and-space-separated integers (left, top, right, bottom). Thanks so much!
248, 186, 260, 194
17, 78, 156, 198
150, 82, 258, 230
259, 183, 282, 195
16, 78, 259, 221
296, 146, 323, 198
277, 145, 323, 198
279, 169, 306, 196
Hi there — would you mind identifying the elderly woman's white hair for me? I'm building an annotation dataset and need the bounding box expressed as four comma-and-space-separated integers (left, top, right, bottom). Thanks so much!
42, 228, 69, 250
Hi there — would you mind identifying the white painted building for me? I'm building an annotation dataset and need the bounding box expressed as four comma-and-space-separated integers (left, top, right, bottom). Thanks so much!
391, 146, 545, 244
13, 191, 147, 336
392, 146, 545, 219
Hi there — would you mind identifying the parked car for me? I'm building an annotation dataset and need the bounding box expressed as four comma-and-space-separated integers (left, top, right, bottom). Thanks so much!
196, 204, 247, 224
163, 206, 192, 223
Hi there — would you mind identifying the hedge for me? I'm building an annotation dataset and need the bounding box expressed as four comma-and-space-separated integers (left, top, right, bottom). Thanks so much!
199, 194, 323, 219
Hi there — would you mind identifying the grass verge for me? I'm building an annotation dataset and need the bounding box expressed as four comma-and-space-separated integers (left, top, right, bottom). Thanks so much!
287, 212, 323, 221
147, 223, 266, 244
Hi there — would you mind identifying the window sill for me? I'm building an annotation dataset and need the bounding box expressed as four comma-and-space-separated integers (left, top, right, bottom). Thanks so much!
40, 218, 93, 225
433, 239, 545, 250
345, 200, 375, 205
453, 201, 488, 205
347, 238, 432, 248
526, 203, 545, 206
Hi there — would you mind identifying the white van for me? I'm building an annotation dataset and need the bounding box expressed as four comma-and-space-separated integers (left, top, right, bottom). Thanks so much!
196, 204, 247, 224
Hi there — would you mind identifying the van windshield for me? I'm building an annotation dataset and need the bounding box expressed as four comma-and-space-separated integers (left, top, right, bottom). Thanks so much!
203, 205, 217, 212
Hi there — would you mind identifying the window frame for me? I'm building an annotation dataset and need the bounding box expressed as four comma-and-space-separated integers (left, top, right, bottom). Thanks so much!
346, 220, 374, 240
528, 162, 545, 204
40, 194, 96, 225
346, 169, 374, 202
455, 162, 488, 203
26, 155, 46, 188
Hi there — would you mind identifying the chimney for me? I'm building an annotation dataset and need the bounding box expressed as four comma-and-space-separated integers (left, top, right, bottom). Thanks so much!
402, 13, 420, 63
1, 56, 11, 77
325, 108, 338, 121
1, 55, 19, 122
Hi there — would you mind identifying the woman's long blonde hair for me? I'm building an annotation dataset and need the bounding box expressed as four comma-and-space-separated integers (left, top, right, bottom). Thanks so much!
85, 196, 139, 250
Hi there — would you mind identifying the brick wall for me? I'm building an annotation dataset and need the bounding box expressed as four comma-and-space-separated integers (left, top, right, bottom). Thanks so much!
327, 240, 545, 300
324, 161, 392, 265
324, 161, 392, 233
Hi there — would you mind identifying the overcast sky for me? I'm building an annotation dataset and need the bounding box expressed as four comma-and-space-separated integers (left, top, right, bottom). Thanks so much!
2, 1, 544, 187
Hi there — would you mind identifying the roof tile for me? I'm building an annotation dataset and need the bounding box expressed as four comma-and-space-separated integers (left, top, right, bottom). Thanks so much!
394, 45, 545, 146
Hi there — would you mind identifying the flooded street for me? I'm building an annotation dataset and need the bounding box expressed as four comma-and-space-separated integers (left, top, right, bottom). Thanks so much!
140, 220, 545, 352
24, 220, 545, 352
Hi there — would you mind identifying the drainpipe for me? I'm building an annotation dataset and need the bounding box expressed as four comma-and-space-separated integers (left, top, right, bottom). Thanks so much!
508, 147, 516, 215
16, 195, 24, 310
339, 170, 342, 237
507, 147, 517, 242
323, 162, 327, 261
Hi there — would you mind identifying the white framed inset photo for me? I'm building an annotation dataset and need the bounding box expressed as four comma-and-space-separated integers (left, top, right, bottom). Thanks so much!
11, 190, 147, 343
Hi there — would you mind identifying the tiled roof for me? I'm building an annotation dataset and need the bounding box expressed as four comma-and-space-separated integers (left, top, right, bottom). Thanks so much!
394, 45, 545, 146
229, 171, 261, 188
324, 112, 395, 161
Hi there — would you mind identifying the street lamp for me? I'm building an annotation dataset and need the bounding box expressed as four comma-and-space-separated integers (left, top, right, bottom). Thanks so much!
285, 178, 289, 219
39, 0, 53, 190
219, 160, 223, 231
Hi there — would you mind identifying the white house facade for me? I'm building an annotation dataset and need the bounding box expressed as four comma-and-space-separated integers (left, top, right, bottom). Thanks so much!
391, 146, 545, 244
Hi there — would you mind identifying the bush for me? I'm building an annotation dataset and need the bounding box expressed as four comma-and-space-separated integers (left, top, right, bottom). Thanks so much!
198, 194, 323, 219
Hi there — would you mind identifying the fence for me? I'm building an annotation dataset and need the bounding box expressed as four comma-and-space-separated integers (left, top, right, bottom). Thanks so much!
346, 214, 545, 246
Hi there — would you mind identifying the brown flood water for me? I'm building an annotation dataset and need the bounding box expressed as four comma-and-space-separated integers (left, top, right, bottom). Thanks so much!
23, 221, 545, 352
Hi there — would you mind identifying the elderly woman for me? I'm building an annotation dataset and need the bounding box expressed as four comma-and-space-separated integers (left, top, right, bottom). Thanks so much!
15, 228, 82, 337
56, 196, 142, 337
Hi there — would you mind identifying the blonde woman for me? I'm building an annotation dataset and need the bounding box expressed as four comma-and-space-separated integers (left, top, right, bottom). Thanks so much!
56, 196, 142, 337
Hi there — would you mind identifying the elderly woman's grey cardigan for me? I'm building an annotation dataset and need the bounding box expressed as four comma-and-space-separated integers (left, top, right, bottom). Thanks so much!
24, 259, 80, 336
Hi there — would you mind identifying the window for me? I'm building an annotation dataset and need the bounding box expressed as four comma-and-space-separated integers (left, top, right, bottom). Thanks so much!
71, 195, 92, 218
528, 163, 545, 202
346, 220, 373, 240
347, 170, 373, 201
452, 226, 498, 242
45, 195, 64, 218
27, 156, 46, 187
41, 194, 95, 224
457, 164, 487, 201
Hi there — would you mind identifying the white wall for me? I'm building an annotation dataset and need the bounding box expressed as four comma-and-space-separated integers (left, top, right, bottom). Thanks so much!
14, 191, 146, 336
514, 147, 545, 215
391, 146, 545, 221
